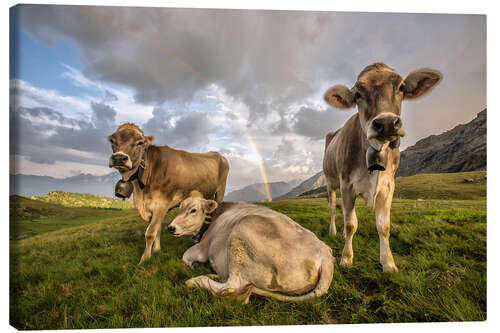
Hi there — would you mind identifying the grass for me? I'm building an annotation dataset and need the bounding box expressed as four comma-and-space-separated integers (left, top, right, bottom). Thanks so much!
9, 195, 136, 239
9, 172, 486, 329
393, 171, 486, 200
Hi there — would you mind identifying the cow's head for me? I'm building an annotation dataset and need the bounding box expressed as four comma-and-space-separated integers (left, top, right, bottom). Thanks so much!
324, 63, 442, 148
107, 123, 155, 173
167, 197, 218, 237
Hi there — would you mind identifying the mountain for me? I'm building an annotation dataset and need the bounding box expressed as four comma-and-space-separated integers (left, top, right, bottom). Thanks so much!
396, 109, 486, 177
224, 181, 293, 202
278, 109, 486, 199
275, 171, 326, 200
10, 172, 121, 197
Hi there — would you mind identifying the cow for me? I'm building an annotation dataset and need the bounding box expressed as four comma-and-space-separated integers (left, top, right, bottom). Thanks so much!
167, 196, 335, 303
107, 123, 229, 264
322, 62, 442, 272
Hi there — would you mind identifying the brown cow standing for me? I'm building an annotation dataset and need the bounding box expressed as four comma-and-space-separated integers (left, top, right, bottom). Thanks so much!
108, 123, 229, 263
323, 63, 442, 272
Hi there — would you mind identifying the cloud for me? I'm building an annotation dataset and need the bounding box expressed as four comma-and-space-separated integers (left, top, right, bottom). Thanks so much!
12, 5, 486, 188
17, 6, 486, 139
10, 78, 89, 117
290, 106, 354, 140
46, 102, 117, 154
10, 105, 111, 166
142, 107, 213, 150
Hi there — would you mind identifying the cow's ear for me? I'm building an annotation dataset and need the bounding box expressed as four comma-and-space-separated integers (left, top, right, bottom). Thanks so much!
403, 68, 442, 99
324, 85, 355, 109
204, 200, 218, 213
146, 135, 155, 144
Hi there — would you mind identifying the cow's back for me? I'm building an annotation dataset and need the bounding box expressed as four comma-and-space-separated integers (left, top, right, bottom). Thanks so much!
148, 146, 227, 197
204, 203, 329, 280
323, 113, 366, 185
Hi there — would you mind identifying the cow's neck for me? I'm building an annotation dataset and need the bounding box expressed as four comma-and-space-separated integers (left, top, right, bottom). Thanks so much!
191, 202, 237, 243
120, 164, 140, 182
353, 113, 373, 155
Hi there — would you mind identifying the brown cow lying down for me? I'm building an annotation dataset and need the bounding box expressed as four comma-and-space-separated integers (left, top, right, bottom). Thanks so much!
167, 197, 335, 303
323, 63, 442, 272
108, 123, 229, 263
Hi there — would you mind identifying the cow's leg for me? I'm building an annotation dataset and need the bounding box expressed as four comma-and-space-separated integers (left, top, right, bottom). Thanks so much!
152, 225, 162, 254
140, 206, 168, 264
375, 184, 398, 272
340, 187, 357, 268
326, 185, 337, 235
182, 244, 208, 268
186, 274, 252, 304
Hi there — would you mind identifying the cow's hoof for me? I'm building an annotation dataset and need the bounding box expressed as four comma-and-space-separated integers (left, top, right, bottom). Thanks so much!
339, 257, 353, 268
139, 254, 151, 265
382, 263, 399, 273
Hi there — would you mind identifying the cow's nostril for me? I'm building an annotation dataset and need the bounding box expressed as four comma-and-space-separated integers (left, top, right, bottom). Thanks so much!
112, 154, 128, 163
167, 226, 176, 234
372, 119, 383, 133
393, 118, 402, 130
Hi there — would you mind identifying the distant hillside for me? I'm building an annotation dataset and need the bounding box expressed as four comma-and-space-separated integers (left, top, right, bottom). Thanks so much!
224, 181, 293, 202
29, 191, 134, 209
278, 110, 486, 199
397, 109, 486, 177
275, 171, 325, 200
10, 172, 121, 197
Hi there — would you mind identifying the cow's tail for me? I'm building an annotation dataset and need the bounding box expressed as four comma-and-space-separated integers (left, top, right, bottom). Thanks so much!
251, 252, 334, 302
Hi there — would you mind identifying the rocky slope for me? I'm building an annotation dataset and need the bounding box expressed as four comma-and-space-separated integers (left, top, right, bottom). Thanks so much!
396, 109, 486, 177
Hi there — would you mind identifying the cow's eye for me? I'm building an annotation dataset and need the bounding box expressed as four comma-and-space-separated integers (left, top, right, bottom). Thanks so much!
190, 209, 197, 214
137, 141, 144, 146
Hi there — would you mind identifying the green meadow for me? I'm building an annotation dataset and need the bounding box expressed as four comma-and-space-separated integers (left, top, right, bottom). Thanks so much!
10, 171, 486, 329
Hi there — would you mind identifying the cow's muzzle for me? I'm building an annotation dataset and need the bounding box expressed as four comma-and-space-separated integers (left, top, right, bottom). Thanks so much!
368, 115, 405, 140
109, 152, 132, 169
167, 224, 182, 238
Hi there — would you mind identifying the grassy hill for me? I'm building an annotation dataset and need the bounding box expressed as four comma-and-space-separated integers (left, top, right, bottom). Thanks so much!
10, 195, 135, 239
10, 173, 486, 328
394, 171, 486, 200
29, 190, 134, 209
299, 171, 486, 201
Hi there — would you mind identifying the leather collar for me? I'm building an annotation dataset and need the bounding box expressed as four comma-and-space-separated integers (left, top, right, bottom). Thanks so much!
127, 148, 148, 189
191, 212, 213, 243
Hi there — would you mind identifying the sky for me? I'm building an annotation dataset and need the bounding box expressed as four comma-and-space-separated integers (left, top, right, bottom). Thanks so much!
9, 5, 486, 192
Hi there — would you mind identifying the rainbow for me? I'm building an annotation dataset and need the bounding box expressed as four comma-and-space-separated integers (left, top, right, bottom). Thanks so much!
245, 137, 273, 202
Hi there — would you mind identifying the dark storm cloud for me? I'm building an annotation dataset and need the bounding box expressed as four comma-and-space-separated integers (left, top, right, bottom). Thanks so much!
17, 5, 347, 108
17, 5, 486, 142
11, 101, 121, 166
47, 102, 117, 154
10, 106, 105, 165
142, 107, 213, 149
291, 106, 354, 140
